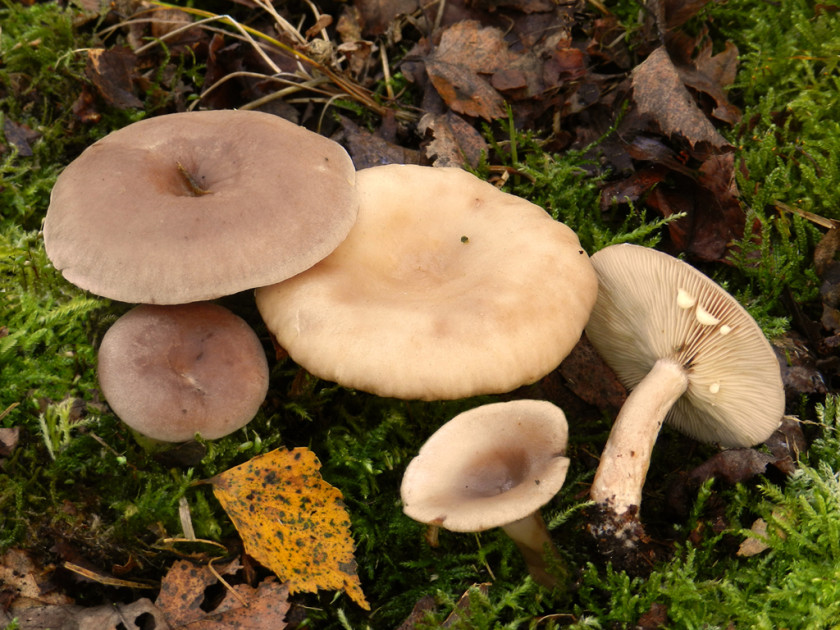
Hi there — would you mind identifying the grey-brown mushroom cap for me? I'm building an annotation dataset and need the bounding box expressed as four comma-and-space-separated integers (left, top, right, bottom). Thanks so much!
97, 302, 269, 442
584, 244, 784, 448
400, 400, 571, 532
44, 110, 358, 304
255, 164, 598, 401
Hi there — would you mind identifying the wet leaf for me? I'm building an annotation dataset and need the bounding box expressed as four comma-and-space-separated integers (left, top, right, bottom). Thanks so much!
210, 447, 369, 609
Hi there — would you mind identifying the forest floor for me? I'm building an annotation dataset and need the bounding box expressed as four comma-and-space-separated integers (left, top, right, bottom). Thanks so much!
2, 0, 840, 628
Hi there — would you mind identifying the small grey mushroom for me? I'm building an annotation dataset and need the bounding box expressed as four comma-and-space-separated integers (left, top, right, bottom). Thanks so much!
98, 303, 269, 443
401, 399, 571, 588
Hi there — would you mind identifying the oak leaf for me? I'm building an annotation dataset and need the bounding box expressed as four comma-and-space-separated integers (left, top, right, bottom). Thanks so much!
211, 447, 370, 609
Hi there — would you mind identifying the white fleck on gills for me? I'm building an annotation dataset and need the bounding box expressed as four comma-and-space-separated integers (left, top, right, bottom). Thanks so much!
677, 288, 696, 309
695, 305, 720, 326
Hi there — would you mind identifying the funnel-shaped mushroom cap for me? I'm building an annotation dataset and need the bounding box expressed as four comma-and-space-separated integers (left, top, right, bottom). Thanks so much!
98, 303, 269, 442
585, 244, 784, 447
401, 400, 570, 532
45, 110, 358, 304
256, 164, 597, 400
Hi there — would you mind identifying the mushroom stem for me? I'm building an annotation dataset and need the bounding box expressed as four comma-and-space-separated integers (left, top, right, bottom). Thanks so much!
590, 358, 688, 516
502, 512, 569, 589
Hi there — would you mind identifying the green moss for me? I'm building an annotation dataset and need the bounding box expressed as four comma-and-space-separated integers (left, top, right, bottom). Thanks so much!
711, 0, 840, 323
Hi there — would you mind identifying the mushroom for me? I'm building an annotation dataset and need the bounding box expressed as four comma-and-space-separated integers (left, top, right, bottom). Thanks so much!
44, 110, 358, 304
400, 399, 571, 588
97, 302, 269, 443
255, 164, 598, 400
584, 244, 784, 548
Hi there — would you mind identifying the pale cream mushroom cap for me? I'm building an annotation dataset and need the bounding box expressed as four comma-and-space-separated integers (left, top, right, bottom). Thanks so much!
585, 243, 784, 447
255, 164, 598, 401
97, 302, 269, 442
400, 399, 570, 532
44, 110, 358, 304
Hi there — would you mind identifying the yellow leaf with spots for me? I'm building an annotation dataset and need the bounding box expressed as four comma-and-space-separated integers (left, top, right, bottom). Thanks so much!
210, 447, 369, 609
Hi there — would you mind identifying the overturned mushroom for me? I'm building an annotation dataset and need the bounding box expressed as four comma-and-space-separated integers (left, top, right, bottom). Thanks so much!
44, 110, 358, 304
584, 244, 784, 559
400, 400, 571, 588
256, 164, 597, 400
98, 302, 269, 443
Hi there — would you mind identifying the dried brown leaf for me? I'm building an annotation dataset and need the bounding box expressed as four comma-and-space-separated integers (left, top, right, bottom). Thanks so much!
77, 598, 170, 630
425, 59, 507, 120
691, 152, 744, 258
815, 227, 840, 276
395, 595, 437, 629
695, 41, 739, 87
558, 335, 626, 412
432, 21, 511, 74
85, 47, 143, 109
737, 517, 771, 557
419, 111, 488, 167
336, 116, 422, 169
636, 602, 669, 629
632, 47, 731, 153
663, 0, 713, 28
353, 0, 420, 37
676, 62, 742, 126
0, 426, 20, 457
156, 559, 290, 629
0, 549, 73, 608
2, 119, 39, 157
425, 21, 514, 120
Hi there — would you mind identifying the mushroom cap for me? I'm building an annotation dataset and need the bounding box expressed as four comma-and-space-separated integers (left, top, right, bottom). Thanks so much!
44, 110, 358, 304
584, 243, 784, 447
401, 400, 570, 532
255, 164, 598, 401
97, 302, 269, 442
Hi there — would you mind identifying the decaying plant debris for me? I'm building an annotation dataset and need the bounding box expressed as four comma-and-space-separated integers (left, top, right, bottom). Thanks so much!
2, 0, 840, 627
